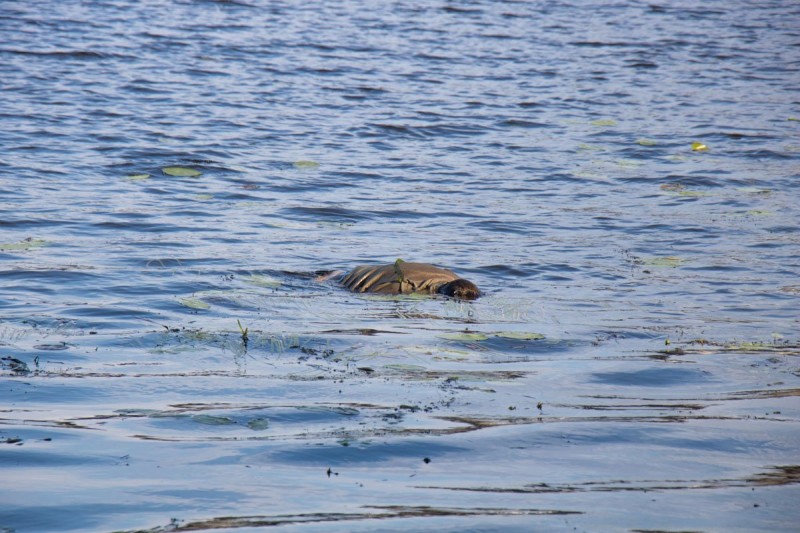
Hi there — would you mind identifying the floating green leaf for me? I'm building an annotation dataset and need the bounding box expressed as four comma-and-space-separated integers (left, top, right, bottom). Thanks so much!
163, 166, 202, 177
0, 238, 49, 251
590, 119, 617, 127
691, 142, 709, 152
293, 160, 320, 169
192, 415, 235, 426
636, 138, 657, 146
244, 274, 282, 288
495, 332, 546, 341
788, 117, 800, 122
194, 194, 213, 201
247, 418, 270, 430
178, 297, 210, 310
125, 173, 151, 181
439, 332, 489, 342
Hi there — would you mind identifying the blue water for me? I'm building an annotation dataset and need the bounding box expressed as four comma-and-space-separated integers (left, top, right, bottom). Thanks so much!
1, 1, 799, 531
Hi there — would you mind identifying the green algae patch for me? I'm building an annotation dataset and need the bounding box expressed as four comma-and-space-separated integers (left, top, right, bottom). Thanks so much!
178, 297, 211, 310
636, 138, 657, 146
162, 166, 202, 177
0, 238, 49, 251
293, 160, 320, 169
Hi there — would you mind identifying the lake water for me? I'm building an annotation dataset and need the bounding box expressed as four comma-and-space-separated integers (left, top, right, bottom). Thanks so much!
1, 1, 799, 531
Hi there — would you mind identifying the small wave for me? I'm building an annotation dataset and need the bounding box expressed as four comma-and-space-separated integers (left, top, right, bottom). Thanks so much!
0, 48, 131, 60
499, 119, 552, 129
362, 122, 491, 139
281, 206, 373, 223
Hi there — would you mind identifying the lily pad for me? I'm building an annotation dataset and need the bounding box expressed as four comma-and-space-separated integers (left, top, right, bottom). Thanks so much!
0, 238, 49, 251
178, 297, 210, 310
494, 332, 546, 341
194, 194, 214, 201
439, 332, 489, 342
162, 166, 202, 177
691, 142, 709, 152
293, 160, 320, 169
125, 173, 151, 181
636, 138, 657, 146
590, 119, 617, 127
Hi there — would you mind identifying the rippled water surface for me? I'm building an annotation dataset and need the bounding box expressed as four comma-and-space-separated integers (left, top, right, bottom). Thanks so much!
2, 1, 799, 531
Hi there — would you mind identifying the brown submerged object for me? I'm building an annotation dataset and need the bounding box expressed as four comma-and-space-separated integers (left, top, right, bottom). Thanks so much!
339, 260, 480, 300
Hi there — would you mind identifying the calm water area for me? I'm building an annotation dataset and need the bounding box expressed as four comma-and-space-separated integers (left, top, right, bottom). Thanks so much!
1, 1, 799, 531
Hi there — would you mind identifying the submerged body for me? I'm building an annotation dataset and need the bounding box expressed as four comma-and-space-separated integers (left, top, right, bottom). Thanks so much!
339, 261, 480, 300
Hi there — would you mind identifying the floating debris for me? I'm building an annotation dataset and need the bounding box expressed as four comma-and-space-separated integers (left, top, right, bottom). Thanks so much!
178, 297, 211, 310
293, 160, 320, 169
162, 166, 202, 177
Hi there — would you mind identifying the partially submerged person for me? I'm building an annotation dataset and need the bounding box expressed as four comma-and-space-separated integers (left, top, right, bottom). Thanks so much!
334, 259, 481, 300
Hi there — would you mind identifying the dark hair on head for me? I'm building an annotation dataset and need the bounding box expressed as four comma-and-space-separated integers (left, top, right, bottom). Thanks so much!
438, 279, 481, 300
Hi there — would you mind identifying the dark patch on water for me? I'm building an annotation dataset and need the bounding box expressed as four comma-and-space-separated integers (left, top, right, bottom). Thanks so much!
590, 367, 713, 387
